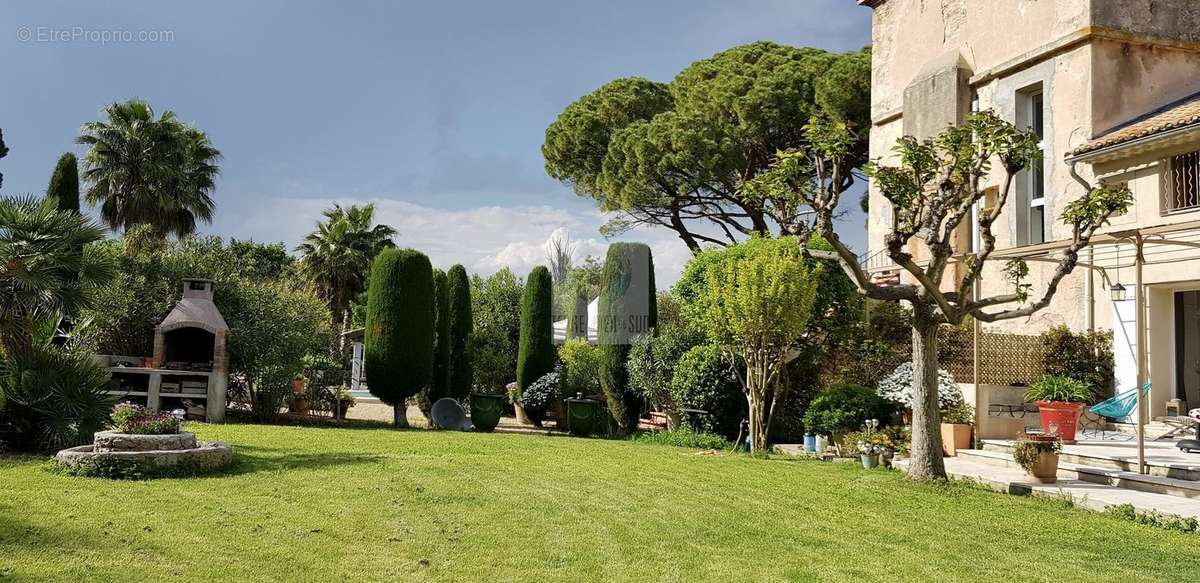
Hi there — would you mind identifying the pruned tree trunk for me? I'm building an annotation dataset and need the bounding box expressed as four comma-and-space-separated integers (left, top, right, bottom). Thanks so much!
907, 309, 946, 480
393, 404, 409, 428
744, 352, 771, 454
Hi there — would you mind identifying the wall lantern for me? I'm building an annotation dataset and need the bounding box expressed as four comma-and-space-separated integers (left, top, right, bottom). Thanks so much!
1109, 282, 1128, 302
1109, 245, 1128, 302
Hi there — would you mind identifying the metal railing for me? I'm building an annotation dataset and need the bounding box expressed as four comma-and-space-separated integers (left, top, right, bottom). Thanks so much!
1168, 151, 1200, 213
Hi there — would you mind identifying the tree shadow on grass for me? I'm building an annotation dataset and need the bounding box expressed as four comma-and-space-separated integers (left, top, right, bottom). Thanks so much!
202, 444, 385, 478
0, 512, 118, 559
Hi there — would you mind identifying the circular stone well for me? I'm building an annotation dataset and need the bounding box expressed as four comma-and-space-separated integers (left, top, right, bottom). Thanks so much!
56, 431, 233, 477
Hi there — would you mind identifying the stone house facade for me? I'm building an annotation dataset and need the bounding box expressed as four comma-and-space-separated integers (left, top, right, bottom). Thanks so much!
859, 0, 1200, 415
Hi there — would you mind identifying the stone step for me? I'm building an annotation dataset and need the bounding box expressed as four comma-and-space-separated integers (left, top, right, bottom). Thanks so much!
980, 439, 1200, 481
956, 448, 1200, 499
894, 457, 1200, 520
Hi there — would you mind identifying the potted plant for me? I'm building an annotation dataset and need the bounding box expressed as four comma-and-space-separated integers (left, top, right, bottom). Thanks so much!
851, 419, 889, 469
469, 387, 505, 432
884, 426, 911, 461
1012, 433, 1062, 483
1025, 375, 1091, 444
940, 402, 974, 456
329, 388, 356, 419
520, 369, 560, 428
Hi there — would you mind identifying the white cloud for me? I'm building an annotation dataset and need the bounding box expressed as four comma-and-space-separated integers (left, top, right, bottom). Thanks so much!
227, 195, 694, 286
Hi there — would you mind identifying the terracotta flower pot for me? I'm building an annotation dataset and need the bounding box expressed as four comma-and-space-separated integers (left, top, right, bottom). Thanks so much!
1036, 401, 1086, 444
513, 402, 533, 426
941, 423, 973, 456
1025, 451, 1060, 483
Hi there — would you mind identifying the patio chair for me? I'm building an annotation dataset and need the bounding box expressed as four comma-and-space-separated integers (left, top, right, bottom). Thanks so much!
1079, 382, 1150, 441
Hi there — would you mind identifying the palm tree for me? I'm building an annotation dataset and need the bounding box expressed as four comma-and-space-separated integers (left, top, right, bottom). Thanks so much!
297, 203, 397, 335
0, 195, 115, 357
75, 99, 221, 238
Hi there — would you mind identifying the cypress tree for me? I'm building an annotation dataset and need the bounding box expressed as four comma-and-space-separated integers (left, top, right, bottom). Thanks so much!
420, 269, 451, 417
566, 286, 589, 340
364, 248, 435, 427
47, 153, 80, 214
598, 242, 657, 432
446, 264, 473, 399
516, 266, 554, 392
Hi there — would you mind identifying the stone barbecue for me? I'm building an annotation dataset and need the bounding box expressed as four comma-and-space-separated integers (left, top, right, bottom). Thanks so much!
100, 278, 230, 422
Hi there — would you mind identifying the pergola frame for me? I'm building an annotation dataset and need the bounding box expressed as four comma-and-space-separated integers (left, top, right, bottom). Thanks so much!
988, 218, 1200, 474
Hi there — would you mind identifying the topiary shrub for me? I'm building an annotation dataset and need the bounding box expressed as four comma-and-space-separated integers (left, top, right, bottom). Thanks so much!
802, 383, 894, 437
364, 248, 435, 427
598, 242, 657, 432
876, 362, 963, 411
516, 266, 555, 393
420, 269, 452, 417
446, 264, 473, 399
670, 344, 744, 439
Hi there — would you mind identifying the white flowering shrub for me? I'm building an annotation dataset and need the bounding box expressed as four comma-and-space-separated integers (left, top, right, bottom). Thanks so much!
877, 362, 963, 410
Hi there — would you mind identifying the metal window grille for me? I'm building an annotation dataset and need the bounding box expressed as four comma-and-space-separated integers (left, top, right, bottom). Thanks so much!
1169, 151, 1200, 212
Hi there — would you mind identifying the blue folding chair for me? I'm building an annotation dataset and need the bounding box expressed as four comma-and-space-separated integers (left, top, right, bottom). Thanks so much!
1081, 382, 1150, 440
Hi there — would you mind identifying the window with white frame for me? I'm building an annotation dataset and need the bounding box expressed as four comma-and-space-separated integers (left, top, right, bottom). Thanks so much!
1016, 86, 1047, 245
1168, 150, 1200, 213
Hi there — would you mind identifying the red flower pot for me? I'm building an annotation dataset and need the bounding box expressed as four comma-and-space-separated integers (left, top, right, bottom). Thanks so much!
1035, 401, 1086, 444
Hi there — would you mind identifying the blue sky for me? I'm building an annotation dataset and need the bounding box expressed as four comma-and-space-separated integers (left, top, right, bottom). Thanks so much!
2, 0, 871, 285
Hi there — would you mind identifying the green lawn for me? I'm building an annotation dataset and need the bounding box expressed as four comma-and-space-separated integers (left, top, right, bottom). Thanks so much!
1, 423, 1196, 582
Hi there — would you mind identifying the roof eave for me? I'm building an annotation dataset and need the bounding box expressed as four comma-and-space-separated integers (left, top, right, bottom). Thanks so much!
1067, 123, 1200, 164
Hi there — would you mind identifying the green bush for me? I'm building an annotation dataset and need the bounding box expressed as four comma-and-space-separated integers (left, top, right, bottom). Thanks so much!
559, 338, 601, 398
468, 268, 523, 393
1041, 325, 1114, 401
802, 383, 894, 436
627, 326, 704, 412
516, 266, 554, 392
225, 279, 332, 422
446, 264, 473, 399
420, 269, 451, 416
598, 242, 657, 432
670, 344, 745, 439
632, 428, 732, 450
365, 248, 435, 424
